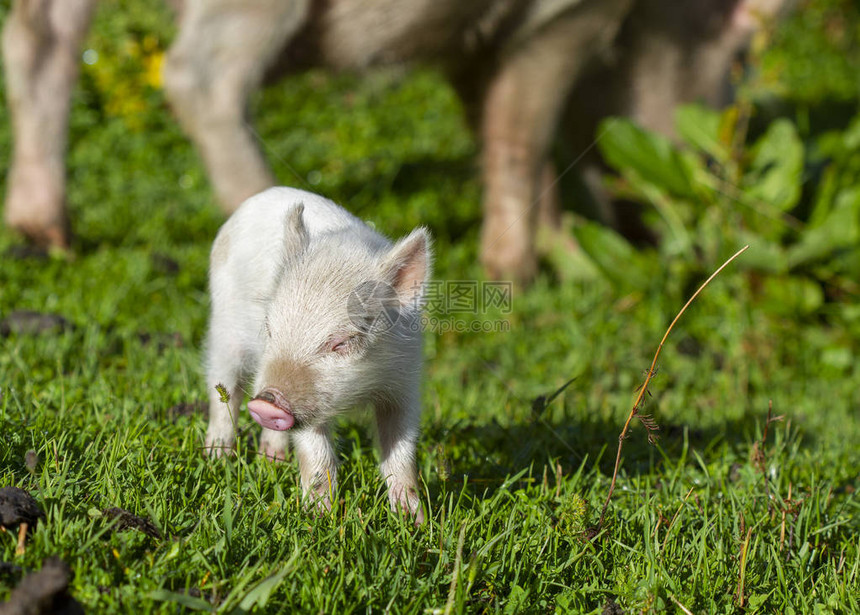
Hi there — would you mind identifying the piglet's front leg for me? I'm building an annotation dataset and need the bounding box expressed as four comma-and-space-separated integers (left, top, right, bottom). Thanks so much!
292, 425, 338, 512
375, 398, 424, 524
204, 380, 241, 458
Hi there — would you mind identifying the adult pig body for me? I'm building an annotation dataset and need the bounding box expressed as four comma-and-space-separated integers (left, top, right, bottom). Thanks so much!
205, 186, 430, 521
3, 0, 786, 282
3, 0, 631, 285
165, 0, 631, 285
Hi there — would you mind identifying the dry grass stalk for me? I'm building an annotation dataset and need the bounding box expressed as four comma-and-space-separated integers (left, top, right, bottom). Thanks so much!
780, 482, 791, 552
751, 400, 785, 516
735, 526, 754, 607
444, 522, 468, 615
596, 246, 750, 531
669, 594, 695, 615
15, 523, 28, 555
660, 486, 696, 552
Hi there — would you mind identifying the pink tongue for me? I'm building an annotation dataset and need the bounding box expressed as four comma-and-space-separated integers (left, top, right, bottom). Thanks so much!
247, 399, 295, 431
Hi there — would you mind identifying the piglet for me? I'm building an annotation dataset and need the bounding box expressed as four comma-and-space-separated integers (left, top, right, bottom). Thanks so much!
204, 187, 431, 522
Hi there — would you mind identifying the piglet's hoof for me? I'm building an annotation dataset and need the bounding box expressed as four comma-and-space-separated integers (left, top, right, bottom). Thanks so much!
248, 389, 295, 431
258, 439, 287, 462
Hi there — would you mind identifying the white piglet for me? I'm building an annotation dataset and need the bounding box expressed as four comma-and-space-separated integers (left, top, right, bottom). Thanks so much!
204, 187, 430, 522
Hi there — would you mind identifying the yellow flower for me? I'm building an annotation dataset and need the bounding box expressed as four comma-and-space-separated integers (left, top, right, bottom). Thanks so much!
144, 50, 164, 89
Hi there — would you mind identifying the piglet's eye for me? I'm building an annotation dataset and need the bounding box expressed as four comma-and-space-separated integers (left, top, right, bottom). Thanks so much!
330, 336, 351, 353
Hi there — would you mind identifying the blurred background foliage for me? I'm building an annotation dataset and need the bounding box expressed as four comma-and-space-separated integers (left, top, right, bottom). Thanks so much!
575, 0, 860, 370
759, 0, 860, 103
2, 0, 860, 370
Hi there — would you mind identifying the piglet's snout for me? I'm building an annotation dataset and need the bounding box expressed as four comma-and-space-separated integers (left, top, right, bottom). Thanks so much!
248, 388, 295, 431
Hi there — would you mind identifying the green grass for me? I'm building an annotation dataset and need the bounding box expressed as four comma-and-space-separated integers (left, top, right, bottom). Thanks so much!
1, 1, 858, 613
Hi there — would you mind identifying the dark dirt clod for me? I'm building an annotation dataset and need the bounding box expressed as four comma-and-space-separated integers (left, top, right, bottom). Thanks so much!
0, 557, 84, 615
0, 487, 45, 529
136, 331, 184, 352
601, 599, 624, 615
24, 451, 38, 474
0, 562, 23, 577
185, 587, 219, 605
102, 507, 162, 539
729, 463, 743, 483
0, 311, 72, 337
166, 401, 206, 420
150, 252, 181, 275
3, 245, 49, 261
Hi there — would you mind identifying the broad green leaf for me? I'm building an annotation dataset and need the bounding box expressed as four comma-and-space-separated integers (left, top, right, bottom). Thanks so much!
760, 276, 823, 316
149, 590, 215, 612
538, 235, 601, 282
619, 171, 692, 253
573, 222, 650, 290
598, 117, 697, 199
745, 119, 804, 211
821, 346, 853, 370
504, 585, 530, 614
842, 113, 860, 150
808, 164, 838, 228
814, 114, 860, 161
748, 593, 772, 609
788, 187, 860, 267
536, 218, 600, 281
734, 232, 788, 274
676, 104, 730, 163
237, 566, 291, 611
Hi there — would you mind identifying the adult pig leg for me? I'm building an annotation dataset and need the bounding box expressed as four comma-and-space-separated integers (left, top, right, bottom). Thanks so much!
162, 0, 310, 212
2, 0, 96, 247
478, 0, 631, 285
619, 0, 791, 136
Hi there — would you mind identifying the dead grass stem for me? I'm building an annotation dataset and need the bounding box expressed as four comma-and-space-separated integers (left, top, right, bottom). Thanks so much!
596, 246, 749, 531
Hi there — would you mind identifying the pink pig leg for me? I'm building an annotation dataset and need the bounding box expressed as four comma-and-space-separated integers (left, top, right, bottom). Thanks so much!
163, 0, 310, 212
2, 0, 97, 247
478, 0, 631, 285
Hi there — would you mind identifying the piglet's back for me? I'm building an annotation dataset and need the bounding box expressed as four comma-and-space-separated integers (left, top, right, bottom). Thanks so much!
211, 187, 389, 290
230, 187, 383, 242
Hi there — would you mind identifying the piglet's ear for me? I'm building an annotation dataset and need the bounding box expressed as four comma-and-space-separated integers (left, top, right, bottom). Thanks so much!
380, 227, 432, 307
283, 203, 310, 257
